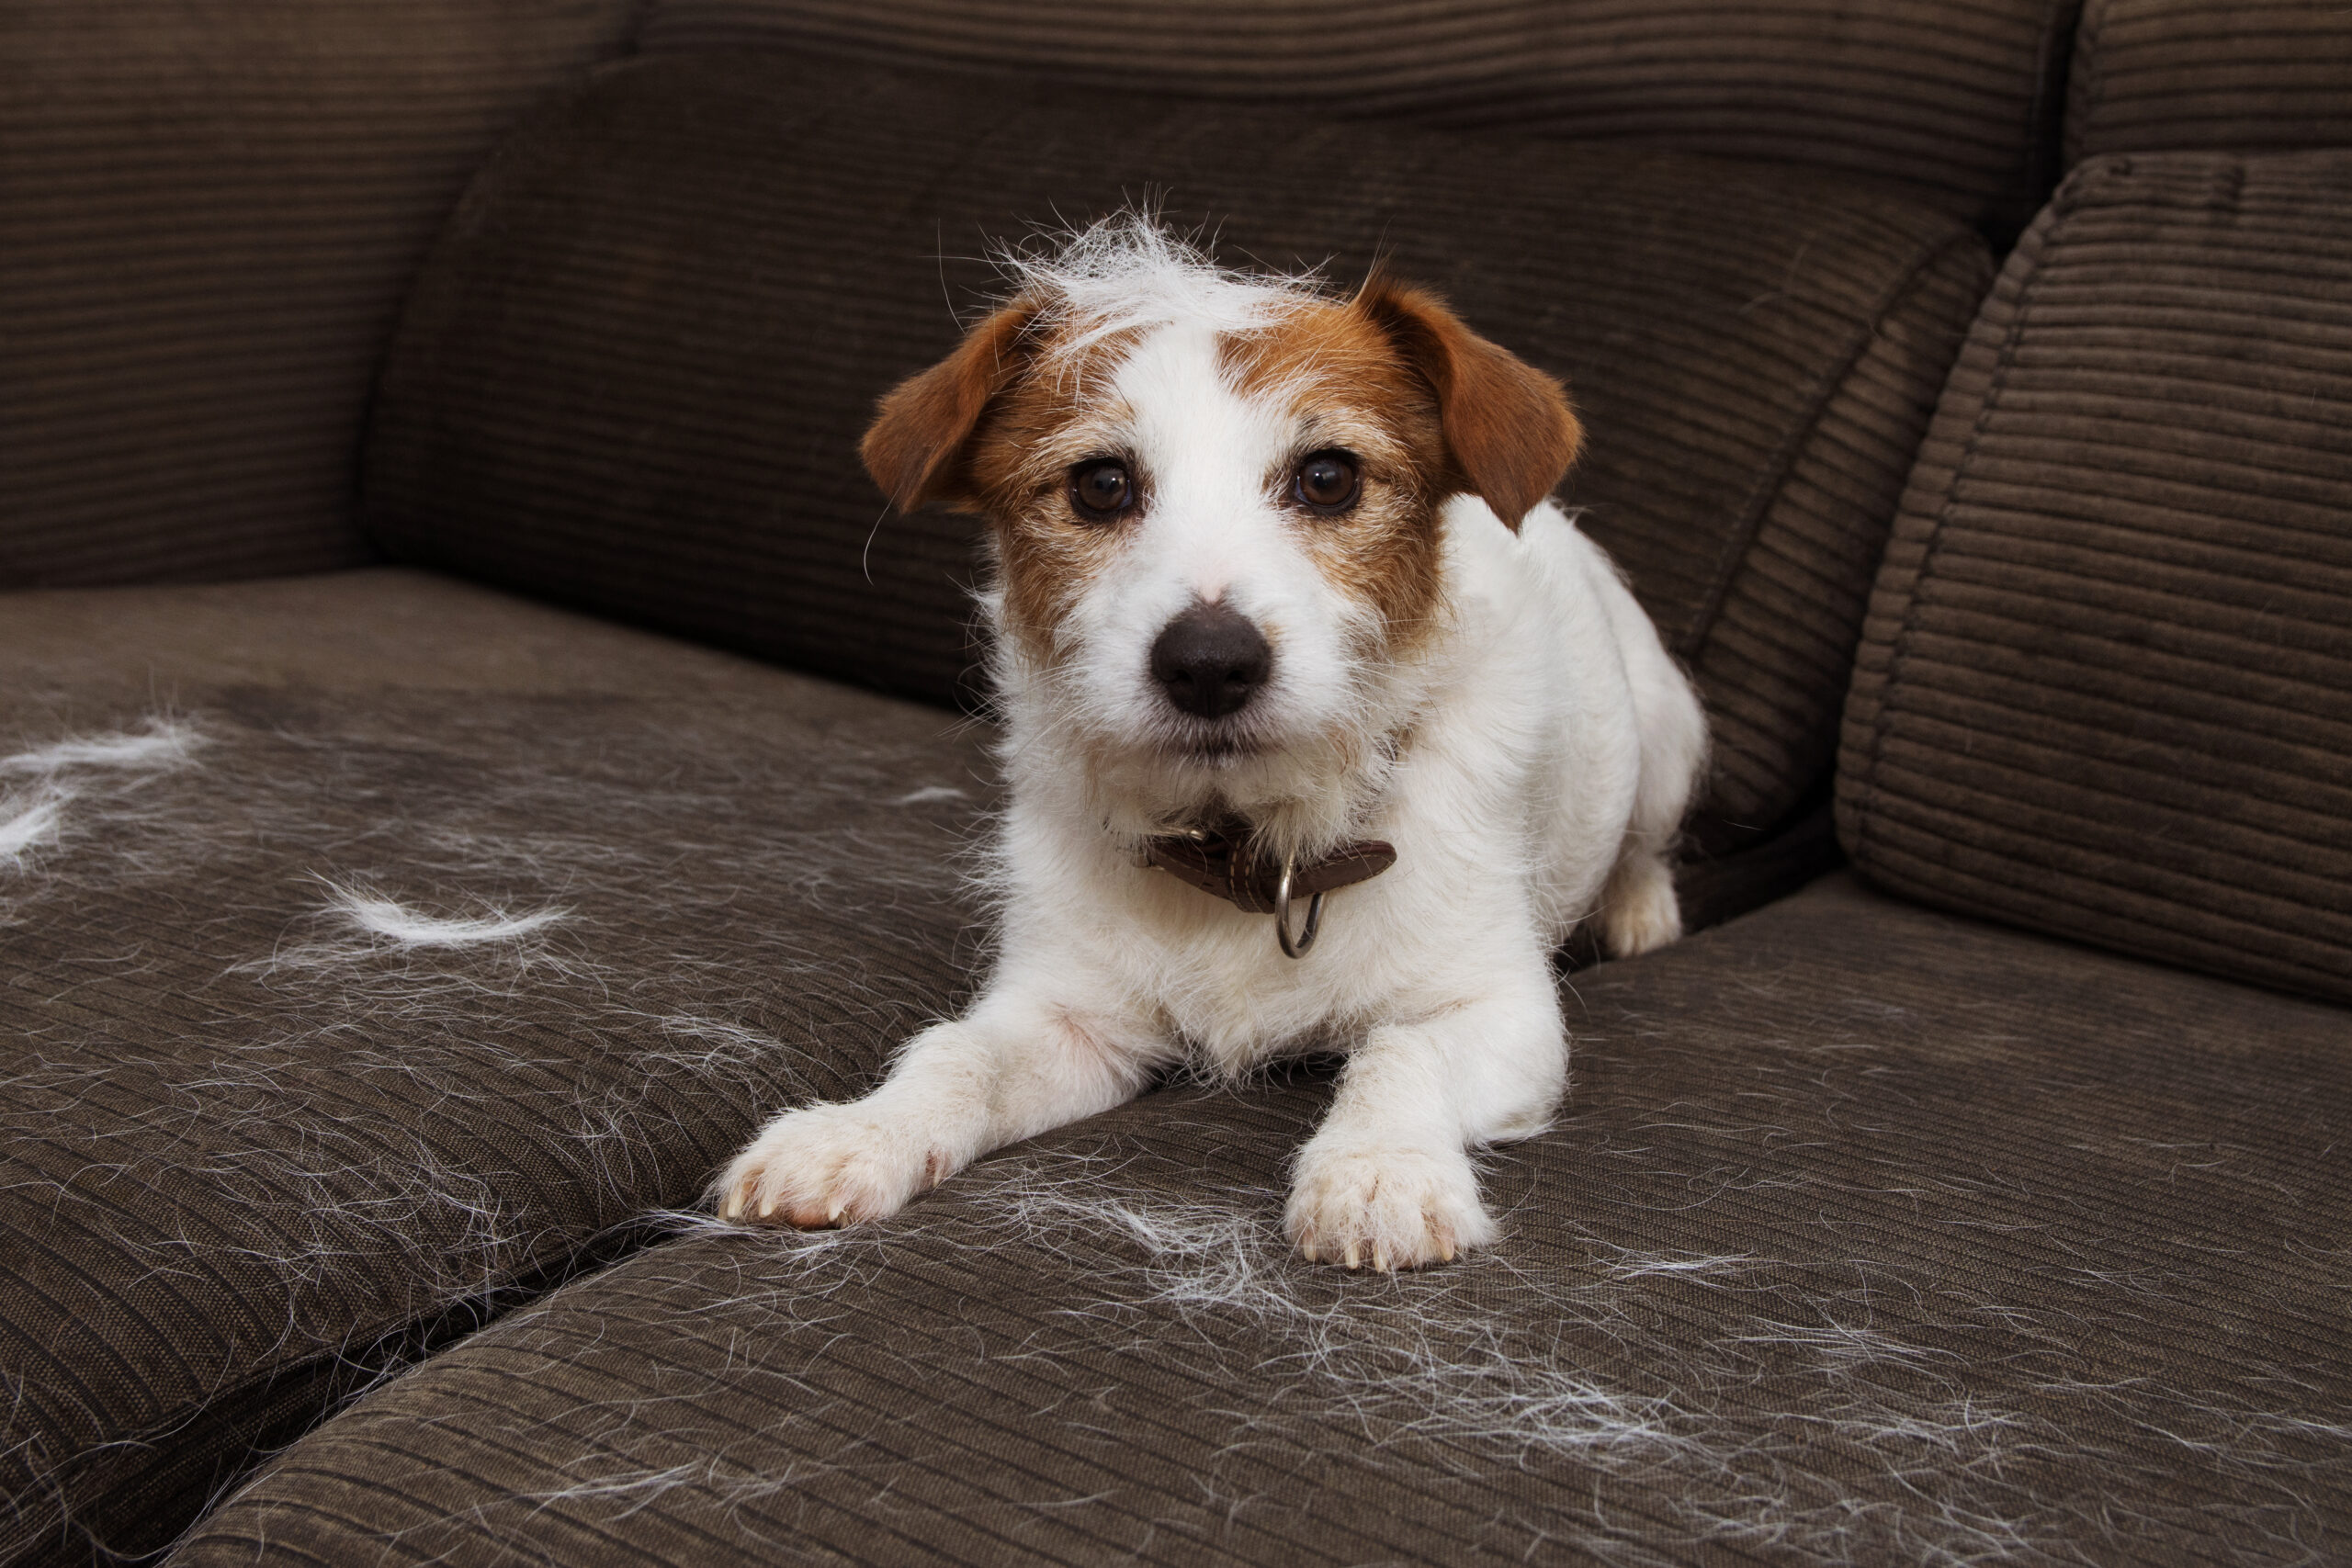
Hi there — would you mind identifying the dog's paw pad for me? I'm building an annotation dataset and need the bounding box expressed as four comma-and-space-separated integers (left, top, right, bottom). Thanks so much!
716, 1104, 940, 1230
1284, 1144, 1495, 1270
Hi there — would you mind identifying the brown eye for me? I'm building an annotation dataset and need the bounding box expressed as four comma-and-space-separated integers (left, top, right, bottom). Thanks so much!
1294, 450, 1361, 513
1069, 458, 1134, 520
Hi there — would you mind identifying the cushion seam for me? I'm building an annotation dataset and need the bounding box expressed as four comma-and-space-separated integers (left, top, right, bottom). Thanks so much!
1854, 175, 2095, 875
1683, 224, 1984, 668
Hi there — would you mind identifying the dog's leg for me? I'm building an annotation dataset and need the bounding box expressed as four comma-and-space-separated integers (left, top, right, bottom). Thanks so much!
1284, 963, 1565, 1270
1600, 843, 1681, 958
718, 977, 1160, 1228
1599, 580, 1708, 959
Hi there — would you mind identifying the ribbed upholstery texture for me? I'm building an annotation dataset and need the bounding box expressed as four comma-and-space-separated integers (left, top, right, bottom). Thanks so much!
1839, 152, 2352, 1004
2066, 0, 2352, 165
365, 51, 1991, 855
0, 571, 989, 1567
0, 1, 639, 589
640, 0, 2078, 233
172, 874, 2352, 1566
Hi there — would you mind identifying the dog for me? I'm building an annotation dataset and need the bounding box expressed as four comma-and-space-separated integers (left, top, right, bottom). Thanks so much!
718, 216, 1707, 1269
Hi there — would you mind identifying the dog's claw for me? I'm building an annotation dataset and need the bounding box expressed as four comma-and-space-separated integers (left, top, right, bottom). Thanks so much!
757, 1195, 776, 1219
826, 1202, 845, 1226
1343, 1241, 1361, 1269
1374, 1244, 1390, 1272
1439, 1235, 1456, 1263
722, 1190, 743, 1220
1301, 1237, 1318, 1262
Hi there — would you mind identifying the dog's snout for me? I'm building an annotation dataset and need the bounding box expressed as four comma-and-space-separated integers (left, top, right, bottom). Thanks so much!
1150, 604, 1272, 719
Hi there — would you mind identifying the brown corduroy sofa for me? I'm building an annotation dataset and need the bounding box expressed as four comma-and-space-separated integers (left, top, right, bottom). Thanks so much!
5, 3, 2348, 1564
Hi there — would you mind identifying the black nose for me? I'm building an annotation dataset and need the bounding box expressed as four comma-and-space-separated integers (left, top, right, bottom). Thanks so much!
1150, 603, 1272, 719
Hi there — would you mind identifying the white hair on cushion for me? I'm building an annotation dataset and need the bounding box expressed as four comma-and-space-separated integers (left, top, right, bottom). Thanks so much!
1, 716, 202, 774
321, 879, 569, 948
0, 784, 72, 865
0, 717, 202, 875
0, 699, 982, 1433
475, 1158, 2096, 1562
888, 784, 967, 806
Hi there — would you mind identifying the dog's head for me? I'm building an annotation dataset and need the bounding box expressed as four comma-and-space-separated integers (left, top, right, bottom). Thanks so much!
861, 218, 1580, 848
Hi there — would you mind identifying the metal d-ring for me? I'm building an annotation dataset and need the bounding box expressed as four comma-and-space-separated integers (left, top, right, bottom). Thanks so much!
1273, 852, 1325, 959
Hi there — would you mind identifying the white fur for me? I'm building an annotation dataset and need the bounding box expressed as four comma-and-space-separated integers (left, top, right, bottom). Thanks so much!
0, 786, 72, 866
0, 717, 201, 774
321, 882, 569, 948
722, 229, 1707, 1269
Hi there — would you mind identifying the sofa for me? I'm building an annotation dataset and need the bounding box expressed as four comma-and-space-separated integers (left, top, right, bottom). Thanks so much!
4, 2, 2346, 1562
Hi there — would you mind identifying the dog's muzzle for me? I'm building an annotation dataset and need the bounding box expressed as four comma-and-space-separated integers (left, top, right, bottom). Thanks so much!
1144, 824, 1396, 958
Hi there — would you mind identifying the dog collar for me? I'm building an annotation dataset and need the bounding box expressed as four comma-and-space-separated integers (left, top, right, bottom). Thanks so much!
1142, 823, 1396, 960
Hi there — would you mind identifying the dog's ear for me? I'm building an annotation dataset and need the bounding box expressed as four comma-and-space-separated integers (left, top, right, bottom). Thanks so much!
861, 300, 1040, 513
1354, 274, 1581, 531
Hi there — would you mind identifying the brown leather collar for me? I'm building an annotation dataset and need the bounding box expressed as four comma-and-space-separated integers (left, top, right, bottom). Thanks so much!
1142, 822, 1397, 916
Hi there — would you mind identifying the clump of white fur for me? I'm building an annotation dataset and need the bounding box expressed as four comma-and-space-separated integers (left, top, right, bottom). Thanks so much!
1, 717, 203, 775
0, 786, 71, 866
997, 210, 1328, 367
0, 717, 203, 875
322, 880, 569, 948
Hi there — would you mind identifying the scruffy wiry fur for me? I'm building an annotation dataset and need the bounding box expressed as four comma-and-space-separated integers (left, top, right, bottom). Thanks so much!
720, 215, 1708, 1269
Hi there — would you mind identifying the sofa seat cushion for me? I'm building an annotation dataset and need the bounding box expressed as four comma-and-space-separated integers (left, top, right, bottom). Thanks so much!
0, 570, 989, 1565
641, 0, 2077, 233
363, 51, 1992, 864
2065, 0, 2352, 166
1838, 151, 2352, 1004
167, 873, 2352, 1566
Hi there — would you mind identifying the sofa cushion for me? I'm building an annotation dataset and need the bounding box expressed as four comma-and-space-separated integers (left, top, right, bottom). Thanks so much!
363, 51, 1992, 860
641, 0, 2078, 233
0, 1, 636, 591
167, 874, 2352, 1566
1838, 151, 2352, 1005
0, 570, 989, 1565
2066, 0, 2352, 166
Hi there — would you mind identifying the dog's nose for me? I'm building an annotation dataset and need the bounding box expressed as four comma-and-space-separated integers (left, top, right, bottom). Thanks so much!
1150, 603, 1272, 719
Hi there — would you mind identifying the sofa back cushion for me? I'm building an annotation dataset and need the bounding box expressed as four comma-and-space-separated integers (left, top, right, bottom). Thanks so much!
1838, 151, 2352, 1003
361, 51, 1993, 855
640, 0, 2077, 235
2066, 0, 2352, 166
0, 0, 636, 590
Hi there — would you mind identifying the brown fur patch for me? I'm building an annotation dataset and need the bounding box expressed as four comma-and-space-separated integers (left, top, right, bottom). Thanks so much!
962, 326, 1146, 660
1220, 301, 1453, 658
860, 299, 1042, 513
1353, 274, 1582, 530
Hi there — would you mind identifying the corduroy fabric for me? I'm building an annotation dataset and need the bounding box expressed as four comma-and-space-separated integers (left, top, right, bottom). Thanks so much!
0, 1, 639, 590
2066, 0, 2352, 167
639, 0, 2079, 234
363, 51, 1991, 857
1839, 152, 2352, 1004
169, 874, 2352, 1566
0, 570, 989, 1567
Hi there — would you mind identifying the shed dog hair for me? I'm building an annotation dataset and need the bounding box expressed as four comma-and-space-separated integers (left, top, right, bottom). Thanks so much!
719, 216, 1707, 1269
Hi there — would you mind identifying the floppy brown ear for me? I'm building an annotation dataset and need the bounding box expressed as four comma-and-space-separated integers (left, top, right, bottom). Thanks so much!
860, 300, 1039, 513
1355, 275, 1582, 530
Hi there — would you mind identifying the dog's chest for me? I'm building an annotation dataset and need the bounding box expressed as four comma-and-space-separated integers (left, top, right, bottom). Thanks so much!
1105, 865, 1400, 1069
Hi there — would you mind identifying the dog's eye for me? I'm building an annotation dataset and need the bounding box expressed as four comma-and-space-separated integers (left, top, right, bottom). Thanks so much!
1069, 459, 1135, 520
1293, 451, 1361, 513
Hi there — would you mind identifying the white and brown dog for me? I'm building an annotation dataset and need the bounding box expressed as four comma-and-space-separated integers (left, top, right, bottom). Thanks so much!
719, 217, 1706, 1269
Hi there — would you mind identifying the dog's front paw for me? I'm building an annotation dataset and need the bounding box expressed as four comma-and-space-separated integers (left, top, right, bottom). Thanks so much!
717, 1102, 949, 1229
1284, 1142, 1496, 1271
